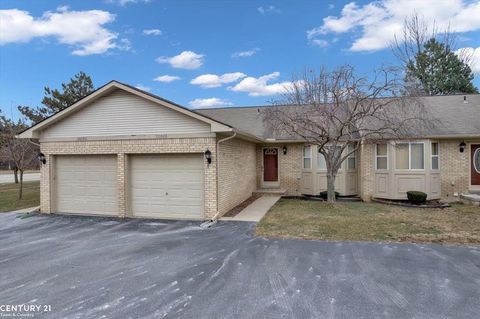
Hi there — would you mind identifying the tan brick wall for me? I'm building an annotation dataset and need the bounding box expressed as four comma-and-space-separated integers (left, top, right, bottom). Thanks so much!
39, 137, 217, 219
358, 142, 375, 201
256, 143, 303, 195
439, 140, 476, 199
217, 137, 256, 215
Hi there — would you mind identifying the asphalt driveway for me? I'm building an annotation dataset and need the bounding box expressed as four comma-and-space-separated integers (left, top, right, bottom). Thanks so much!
0, 213, 479, 319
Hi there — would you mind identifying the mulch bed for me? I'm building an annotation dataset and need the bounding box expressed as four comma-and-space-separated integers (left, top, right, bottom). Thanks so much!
372, 197, 450, 208
223, 193, 262, 217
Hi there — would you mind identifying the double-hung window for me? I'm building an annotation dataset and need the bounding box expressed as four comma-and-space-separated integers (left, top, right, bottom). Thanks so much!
317, 150, 326, 170
431, 142, 439, 170
395, 142, 424, 170
303, 145, 312, 169
376, 144, 388, 170
347, 144, 356, 169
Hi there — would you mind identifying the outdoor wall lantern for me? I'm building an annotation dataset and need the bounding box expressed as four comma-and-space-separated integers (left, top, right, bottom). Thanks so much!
37, 152, 46, 164
283, 145, 287, 155
459, 141, 466, 153
204, 149, 212, 166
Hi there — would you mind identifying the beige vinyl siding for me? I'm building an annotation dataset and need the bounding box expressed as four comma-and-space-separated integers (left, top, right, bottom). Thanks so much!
40, 90, 210, 140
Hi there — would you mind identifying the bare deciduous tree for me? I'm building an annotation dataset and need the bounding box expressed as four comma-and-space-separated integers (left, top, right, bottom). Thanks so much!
0, 114, 38, 199
263, 65, 433, 202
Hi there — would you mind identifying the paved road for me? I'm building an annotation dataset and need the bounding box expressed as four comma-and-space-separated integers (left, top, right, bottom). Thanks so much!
0, 213, 479, 319
0, 172, 40, 183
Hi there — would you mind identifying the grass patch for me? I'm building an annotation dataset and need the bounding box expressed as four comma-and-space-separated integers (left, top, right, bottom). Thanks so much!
256, 198, 480, 244
0, 181, 40, 212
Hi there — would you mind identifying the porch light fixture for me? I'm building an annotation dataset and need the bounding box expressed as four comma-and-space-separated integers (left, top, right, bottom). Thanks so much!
37, 152, 46, 164
459, 141, 466, 153
204, 149, 212, 166
283, 145, 287, 155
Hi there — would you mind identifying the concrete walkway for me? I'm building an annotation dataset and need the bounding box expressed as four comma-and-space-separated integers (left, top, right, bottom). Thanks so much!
10, 206, 40, 213
222, 196, 280, 222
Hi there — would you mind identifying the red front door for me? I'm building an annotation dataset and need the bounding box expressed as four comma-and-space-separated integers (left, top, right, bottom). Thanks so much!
263, 148, 278, 182
472, 144, 480, 185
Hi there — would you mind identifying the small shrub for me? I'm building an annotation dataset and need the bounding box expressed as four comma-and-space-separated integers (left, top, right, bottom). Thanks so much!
406, 191, 427, 204
319, 191, 339, 200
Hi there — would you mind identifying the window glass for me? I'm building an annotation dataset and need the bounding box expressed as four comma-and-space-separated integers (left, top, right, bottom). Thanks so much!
411, 143, 424, 169
377, 144, 387, 156
377, 157, 388, 170
303, 146, 312, 169
431, 142, 439, 170
317, 151, 326, 170
395, 143, 409, 169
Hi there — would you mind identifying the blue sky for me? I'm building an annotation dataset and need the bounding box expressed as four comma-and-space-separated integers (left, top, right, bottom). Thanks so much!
1, 0, 479, 120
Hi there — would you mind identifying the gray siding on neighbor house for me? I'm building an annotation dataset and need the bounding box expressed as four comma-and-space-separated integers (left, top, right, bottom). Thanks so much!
40, 90, 211, 140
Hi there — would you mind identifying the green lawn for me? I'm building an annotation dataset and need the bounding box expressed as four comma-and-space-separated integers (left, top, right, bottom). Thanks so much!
256, 198, 480, 245
0, 181, 40, 212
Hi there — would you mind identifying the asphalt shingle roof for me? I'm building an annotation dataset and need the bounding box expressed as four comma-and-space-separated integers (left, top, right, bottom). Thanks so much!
196, 94, 480, 140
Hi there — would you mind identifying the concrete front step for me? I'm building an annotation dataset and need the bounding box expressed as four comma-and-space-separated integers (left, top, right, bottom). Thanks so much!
253, 188, 286, 196
460, 193, 480, 206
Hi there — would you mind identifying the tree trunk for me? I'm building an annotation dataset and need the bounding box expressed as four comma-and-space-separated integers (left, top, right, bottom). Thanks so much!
326, 174, 336, 203
18, 170, 24, 200
13, 167, 19, 184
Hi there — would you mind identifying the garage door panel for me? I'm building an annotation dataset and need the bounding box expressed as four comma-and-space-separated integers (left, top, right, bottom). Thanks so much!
129, 154, 204, 219
55, 155, 118, 216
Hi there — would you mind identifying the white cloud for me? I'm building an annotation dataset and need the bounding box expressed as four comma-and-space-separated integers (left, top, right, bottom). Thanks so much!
456, 47, 480, 74
156, 51, 204, 69
153, 75, 181, 83
257, 5, 281, 14
311, 39, 329, 48
190, 72, 246, 88
0, 8, 121, 55
135, 84, 151, 92
189, 98, 232, 109
232, 48, 260, 58
308, 0, 480, 52
108, 0, 151, 6
229, 72, 296, 96
143, 29, 162, 36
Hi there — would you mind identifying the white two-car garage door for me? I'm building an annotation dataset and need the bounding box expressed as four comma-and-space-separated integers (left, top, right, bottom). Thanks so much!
129, 154, 204, 219
55, 155, 118, 215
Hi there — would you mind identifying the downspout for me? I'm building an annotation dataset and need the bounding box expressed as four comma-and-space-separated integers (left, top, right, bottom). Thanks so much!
200, 130, 237, 228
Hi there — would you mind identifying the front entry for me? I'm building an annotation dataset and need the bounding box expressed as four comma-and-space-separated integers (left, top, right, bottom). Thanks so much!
472, 144, 480, 185
263, 148, 278, 186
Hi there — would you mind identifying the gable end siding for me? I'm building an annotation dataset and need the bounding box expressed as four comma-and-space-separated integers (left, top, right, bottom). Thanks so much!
40, 90, 211, 140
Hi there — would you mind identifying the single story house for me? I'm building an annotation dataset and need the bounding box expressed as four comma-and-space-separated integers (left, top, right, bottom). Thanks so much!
19, 81, 480, 220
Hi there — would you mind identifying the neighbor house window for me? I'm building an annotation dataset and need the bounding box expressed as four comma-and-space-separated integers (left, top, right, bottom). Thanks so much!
317, 150, 326, 170
303, 145, 312, 169
347, 144, 356, 169
431, 142, 439, 170
376, 144, 388, 170
395, 142, 424, 170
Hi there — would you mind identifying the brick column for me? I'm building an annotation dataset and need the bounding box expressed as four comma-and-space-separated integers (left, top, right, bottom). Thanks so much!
117, 153, 127, 217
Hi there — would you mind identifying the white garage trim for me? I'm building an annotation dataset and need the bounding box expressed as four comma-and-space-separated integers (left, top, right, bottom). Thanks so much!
54, 155, 118, 216
128, 154, 205, 220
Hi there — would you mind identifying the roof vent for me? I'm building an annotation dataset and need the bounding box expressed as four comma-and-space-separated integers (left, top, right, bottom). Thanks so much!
464, 95, 468, 104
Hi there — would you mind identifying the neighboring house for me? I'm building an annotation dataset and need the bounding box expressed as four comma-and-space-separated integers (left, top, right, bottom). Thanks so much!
19, 81, 480, 220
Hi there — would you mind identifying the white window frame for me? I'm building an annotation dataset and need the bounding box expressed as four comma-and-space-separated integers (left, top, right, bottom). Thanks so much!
303, 145, 312, 169
395, 141, 425, 171
347, 145, 356, 170
375, 144, 388, 170
431, 142, 439, 170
